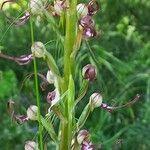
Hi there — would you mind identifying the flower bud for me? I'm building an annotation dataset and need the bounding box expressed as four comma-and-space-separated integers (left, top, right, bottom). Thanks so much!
90, 92, 102, 108
29, 0, 43, 15
79, 15, 95, 28
25, 140, 39, 150
54, 0, 66, 16
87, 0, 99, 16
27, 105, 38, 121
77, 3, 88, 18
83, 26, 97, 38
81, 141, 93, 150
82, 64, 97, 81
77, 130, 90, 144
47, 89, 60, 107
31, 42, 46, 58
46, 70, 55, 84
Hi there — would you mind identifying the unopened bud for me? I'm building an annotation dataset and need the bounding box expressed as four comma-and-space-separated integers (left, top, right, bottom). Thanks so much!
88, 0, 99, 16
27, 105, 38, 121
54, 0, 66, 16
81, 141, 93, 150
77, 3, 88, 18
82, 64, 97, 81
46, 70, 55, 84
77, 130, 90, 144
90, 92, 102, 108
25, 140, 39, 150
29, 0, 43, 15
31, 42, 46, 58
47, 89, 60, 107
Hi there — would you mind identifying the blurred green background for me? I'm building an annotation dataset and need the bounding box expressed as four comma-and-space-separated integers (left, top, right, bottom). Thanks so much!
0, 0, 150, 149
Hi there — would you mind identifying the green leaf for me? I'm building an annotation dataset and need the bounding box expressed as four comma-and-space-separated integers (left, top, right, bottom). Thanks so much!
40, 116, 58, 143
45, 51, 60, 76
77, 103, 91, 130
68, 75, 75, 112
75, 80, 89, 105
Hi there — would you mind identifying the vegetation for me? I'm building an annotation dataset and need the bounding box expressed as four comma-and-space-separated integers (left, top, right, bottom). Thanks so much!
0, 0, 150, 149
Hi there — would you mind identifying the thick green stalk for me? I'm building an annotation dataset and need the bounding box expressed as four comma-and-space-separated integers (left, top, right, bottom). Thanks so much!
64, 0, 77, 82
30, 18, 43, 150
60, 0, 77, 150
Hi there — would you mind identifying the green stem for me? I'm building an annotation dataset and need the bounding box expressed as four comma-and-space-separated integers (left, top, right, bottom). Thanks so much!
30, 18, 43, 150
60, 0, 77, 150
64, 0, 77, 82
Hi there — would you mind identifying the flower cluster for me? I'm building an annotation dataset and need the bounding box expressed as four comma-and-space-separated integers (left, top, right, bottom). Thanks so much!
2, 0, 141, 149
77, 0, 100, 38
1, 0, 99, 38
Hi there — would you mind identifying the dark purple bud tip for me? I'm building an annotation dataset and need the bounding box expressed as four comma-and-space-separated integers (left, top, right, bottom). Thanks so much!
82, 64, 97, 81
88, 0, 100, 16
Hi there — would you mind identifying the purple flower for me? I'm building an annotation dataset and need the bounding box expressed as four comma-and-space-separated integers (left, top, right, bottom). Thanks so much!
47, 89, 60, 107
87, 0, 100, 16
79, 15, 94, 28
83, 26, 97, 38
0, 53, 33, 65
82, 141, 93, 150
14, 54, 33, 65
79, 15, 97, 38
47, 91, 56, 104
14, 115, 29, 124
82, 64, 97, 81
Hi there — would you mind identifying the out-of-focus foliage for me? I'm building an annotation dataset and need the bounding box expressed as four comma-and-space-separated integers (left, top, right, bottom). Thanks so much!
0, 0, 150, 149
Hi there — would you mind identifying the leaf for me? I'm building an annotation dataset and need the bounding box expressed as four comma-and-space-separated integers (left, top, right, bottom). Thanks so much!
77, 103, 91, 130
40, 116, 58, 143
68, 75, 75, 112
45, 51, 60, 76
75, 80, 89, 105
